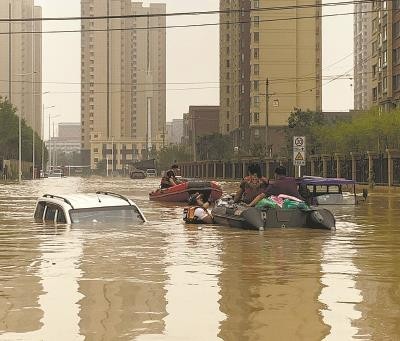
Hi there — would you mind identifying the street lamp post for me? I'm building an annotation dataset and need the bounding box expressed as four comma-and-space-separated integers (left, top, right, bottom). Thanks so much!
48, 113, 60, 172
111, 136, 114, 178
42, 104, 54, 174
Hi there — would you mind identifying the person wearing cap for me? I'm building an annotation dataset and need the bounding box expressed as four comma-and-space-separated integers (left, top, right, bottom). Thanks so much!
183, 192, 214, 224
160, 164, 181, 189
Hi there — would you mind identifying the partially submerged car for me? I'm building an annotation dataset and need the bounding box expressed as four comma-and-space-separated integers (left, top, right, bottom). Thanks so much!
146, 168, 157, 177
34, 191, 147, 224
297, 176, 368, 205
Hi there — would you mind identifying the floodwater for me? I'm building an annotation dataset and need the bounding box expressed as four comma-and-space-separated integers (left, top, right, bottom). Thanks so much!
0, 177, 399, 341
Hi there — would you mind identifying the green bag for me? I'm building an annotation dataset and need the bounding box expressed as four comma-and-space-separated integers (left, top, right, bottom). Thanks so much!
282, 199, 309, 210
255, 197, 278, 208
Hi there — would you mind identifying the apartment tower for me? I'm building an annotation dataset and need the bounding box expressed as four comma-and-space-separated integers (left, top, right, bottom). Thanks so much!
354, 1, 373, 110
220, 0, 322, 154
369, 0, 400, 110
81, 1, 166, 170
0, 1, 42, 136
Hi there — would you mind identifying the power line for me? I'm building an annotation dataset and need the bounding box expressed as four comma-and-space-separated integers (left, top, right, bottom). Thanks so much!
0, 74, 354, 87
0, 0, 381, 22
0, 7, 385, 35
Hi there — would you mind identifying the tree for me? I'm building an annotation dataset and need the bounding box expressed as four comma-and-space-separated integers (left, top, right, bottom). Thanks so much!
196, 133, 233, 161
0, 97, 48, 165
284, 108, 325, 156
313, 108, 400, 154
157, 144, 191, 171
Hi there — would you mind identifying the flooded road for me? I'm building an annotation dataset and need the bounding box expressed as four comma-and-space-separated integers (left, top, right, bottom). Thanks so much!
0, 177, 399, 340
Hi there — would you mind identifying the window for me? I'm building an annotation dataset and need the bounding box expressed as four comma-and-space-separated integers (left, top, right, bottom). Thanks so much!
253, 96, 260, 107
394, 21, 400, 38
372, 64, 377, 78
394, 48, 400, 64
253, 16, 259, 28
254, 64, 259, 75
383, 76, 387, 92
393, 74, 400, 90
226, 59, 230, 67
254, 32, 259, 43
253, 0, 259, 9
226, 124, 230, 132
373, 87, 378, 101
226, 85, 230, 93
254, 112, 260, 124
226, 111, 230, 119
253, 80, 259, 91
254, 48, 259, 59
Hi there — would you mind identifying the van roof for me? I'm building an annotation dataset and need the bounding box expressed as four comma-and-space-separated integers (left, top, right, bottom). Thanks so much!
40, 193, 133, 210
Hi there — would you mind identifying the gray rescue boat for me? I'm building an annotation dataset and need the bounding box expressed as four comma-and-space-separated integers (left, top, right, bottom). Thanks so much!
211, 198, 336, 231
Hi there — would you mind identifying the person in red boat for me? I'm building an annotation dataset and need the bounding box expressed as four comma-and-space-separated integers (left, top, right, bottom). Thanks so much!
234, 163, 269, 206
160, 164, 181, 189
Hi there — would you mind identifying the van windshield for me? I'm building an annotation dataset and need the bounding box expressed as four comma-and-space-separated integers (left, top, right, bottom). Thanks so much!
70, 206, 144, 223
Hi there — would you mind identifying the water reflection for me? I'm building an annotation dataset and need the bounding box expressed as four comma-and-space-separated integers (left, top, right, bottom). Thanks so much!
1, 178, 400, 340
218, 229, 330, 341
77, 223, 168, 340
319, 221, 362, 340
160, 225, 224, 341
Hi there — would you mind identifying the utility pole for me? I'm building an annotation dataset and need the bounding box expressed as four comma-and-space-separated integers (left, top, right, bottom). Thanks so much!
265, 78, 270, 157
8, 2, 11, 102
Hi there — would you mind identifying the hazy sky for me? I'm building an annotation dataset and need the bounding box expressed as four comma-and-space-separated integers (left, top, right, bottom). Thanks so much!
34, 0, 354, 139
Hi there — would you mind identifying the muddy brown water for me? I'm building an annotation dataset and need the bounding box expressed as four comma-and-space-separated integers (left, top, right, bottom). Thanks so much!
0, 177, 399, 340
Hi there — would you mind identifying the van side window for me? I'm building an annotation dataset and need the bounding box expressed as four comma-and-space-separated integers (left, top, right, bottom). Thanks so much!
56, 209, 67, 223
34, 201, 46, 220
44, 204, 57, 221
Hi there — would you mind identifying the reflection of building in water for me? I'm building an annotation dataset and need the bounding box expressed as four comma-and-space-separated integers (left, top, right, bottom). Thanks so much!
0, 223, 43, 335
217, 232, 329, 340
78, 231, 168, 340
352, 198, 400, 339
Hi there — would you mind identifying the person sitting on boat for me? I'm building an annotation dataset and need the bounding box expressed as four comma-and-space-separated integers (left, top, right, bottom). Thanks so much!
264, 166, 302, 200
160, 164, 181, 189
234, 163, 269, 205
183, 192, 214, 224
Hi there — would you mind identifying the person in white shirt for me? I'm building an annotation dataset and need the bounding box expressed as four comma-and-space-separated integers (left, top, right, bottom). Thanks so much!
184, 192, 214, 224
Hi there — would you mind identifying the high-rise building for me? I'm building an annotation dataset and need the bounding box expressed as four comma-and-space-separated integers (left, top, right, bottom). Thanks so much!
219, 0, 322, 155
81, 1, 166, 170
354, 1, 373, 110
166, 118, 183, 145
0, 1, 42, 136
370, 0, 400, 110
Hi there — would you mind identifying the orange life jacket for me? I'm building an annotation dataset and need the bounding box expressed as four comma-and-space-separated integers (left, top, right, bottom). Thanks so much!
183, 206, 207, 224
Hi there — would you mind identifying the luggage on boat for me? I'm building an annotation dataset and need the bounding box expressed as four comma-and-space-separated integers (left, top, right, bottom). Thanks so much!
212, 197, 335, 230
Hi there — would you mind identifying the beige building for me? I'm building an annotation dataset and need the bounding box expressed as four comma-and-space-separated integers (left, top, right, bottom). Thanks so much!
220, 0, 321, 154
354, 1, 373, 110
369, 1, 400, 110
81, 1, 166, 170
0, 1, 42, 136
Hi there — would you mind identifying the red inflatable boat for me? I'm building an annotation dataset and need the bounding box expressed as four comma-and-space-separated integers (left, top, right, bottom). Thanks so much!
149, 181, 223, 202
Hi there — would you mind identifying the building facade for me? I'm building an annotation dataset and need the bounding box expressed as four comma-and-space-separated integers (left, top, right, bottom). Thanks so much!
219, 0, 322, 154
354, 1, 373, 110
182, 106, 220, 161
0, 1, 42, 135
369, 0, 400, 110
81, 0, 166, 170
166, 118, 183, 145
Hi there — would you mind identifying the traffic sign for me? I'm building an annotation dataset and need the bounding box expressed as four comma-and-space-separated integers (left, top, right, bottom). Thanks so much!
293, 136, 305, 147
293, 136, 306, 166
